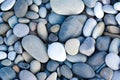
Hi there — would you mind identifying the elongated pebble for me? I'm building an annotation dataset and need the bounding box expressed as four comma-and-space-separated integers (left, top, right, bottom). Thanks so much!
114, 2, 120, 11
39, 7, 47, 18
0, 51, 7, 60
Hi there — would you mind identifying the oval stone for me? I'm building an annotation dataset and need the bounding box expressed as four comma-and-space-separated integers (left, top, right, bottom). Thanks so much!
22, 35, 49, 63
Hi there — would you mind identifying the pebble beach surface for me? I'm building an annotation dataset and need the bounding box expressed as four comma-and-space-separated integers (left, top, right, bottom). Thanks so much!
0, 0, 120, 80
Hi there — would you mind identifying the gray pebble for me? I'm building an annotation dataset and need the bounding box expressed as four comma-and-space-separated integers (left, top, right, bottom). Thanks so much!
8, 15, 18, 28
103, 5, 117, 14
33, 0, 42, 5
48, 33, 58, 42
18, 18, 30, 23
0, 23, 10, 35
1, 59, 12, 66
83, 0, 98, 8
25, 11, 39, 19
30, 4, 39, 13
14, 41, 23, 54
18, 62, 30, 69
2, 11, 14, 22
0, 45, 7, 51
46, 72, 57, 80
36, 72, 47, 80
8, 51, 16, 61
39, 7, 47, 18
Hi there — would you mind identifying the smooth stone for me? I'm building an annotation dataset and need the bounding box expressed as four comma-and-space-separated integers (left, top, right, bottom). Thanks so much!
109, 38, 120, 54
33, 0, 42, 5
8, 15, 18, 28
64, 61, 72, 69
30, 60, 41, 73
29, 22, 37, 31
22, 35, 49, 63
100, 67, 113, 80
83, 0, 98, 8
14, 55, 24, 64
0, 67, 16, 80
18, 62, 30, 69
45, 3, 51, 9
92, 22, 105, 39
101, 0, 110, 4
67, 53, 87, 63
25, 11, 39, 19
0, 0, 4, 4
0, 23, 10, 35
112, 70, 120, 80
107, 26, 120, 34
18, 18, 30, 23
105, 53, 120, 70
104, 14, 117, 25
36, 72, 47, 80
60, 65, 73, 79
0, 37, 3, 44
19, 70, 37, 80
87, 52, 107, 70
50, 24, 60, 33
48, 33, 58, 42
1, 59, 12, 66
86, 8, 95, 16
6, 29, 12, 38
14, 41, 23, 54
48, 12, 65, 25
48, 42, 66, 62
30, 4, 39, 12
65, 38, 80, 55
6, 34, 19, 46
0, 51, 7, 60
1, 0, 16, 11
8, 51, 16, 61
80, 37, 95, 56
2, 11, 14, 22
14, 0, 28, 17
115, 13, 120, 25
13, 65, 20, 73
59, 15, 87, 42
50, 0, 84, 15
72, 62, 95, 78
103, 5, 117, 14
46, 72, 57, 80
39, 7, 47, 18
96, 36, 111, 51
83, 18, 97, 37
37, 22, 48, 41
94, 2, 104, 18
46, 60, 59, 72
13, 24, 29, 37
0, 45, 7, 51
26, 0, 33, 5
22, 51, 33, 63
114, 2, 120, 11
8, 46, 14, 51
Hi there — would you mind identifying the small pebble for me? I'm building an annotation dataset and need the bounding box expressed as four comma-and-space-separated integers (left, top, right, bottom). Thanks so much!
46, 72, 57, 80
30, 4, 39, 12
0, 23, 10, 35
103, 5, 117, 14
8, 51, 16, 61
22, 51, 33, 63
39, 7, 47, 18
107, 26, 120, 34
114, 2, 120, 11
48, 33, 58, 42
33, 0, 42, 5
36, 72, 47, 80
18, 18, 30, 23
0, 51, 7, 60
8, 15, 18, 28
50, 24, 60, 33
14, 41, 23, 54
14, 55, 24, 64
25, 11, 39, 19
1, 59, 12, 66
13, 65, 20, 73
18, 62, 30, 69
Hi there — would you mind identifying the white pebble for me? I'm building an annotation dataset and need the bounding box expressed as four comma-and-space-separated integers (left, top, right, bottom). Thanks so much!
8, 51, 16, 61
39, 7, 47, 18
114, 2, 120, 11
0, 51, 7, 60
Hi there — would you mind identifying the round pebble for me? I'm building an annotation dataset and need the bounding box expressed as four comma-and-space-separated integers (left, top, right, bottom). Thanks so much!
0, 51, 7, 60
39, 7, 47, 18
8, 51, 16, 61
114, 2, 120, 11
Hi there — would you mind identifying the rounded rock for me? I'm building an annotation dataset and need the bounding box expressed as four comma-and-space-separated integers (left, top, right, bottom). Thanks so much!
39, 7, 47, 18
115, 13, 120, 25
0, 51, 7, 60
114, 2, 120, 11
103, 5, 117, 14
8, 51, 16, 61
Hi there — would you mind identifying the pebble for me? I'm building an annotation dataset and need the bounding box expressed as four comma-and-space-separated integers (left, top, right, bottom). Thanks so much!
46, 72, 57, 80
48, 42, 66, 62
0, 23, 10, 35
50, 0, 84, 15
18, 62, 30, 69
114, 2, 120, 11
29, 22, 37, 31
0, 67, 16, 80
8, 46, 14, 51
8, 51, 16, 61
13, 23, 29, 37
36, 72, 47, 80
1, 59, 12, 66
48, 12, 65, 25
1, 0, 16, 11
14, 55, 24, 64
37, 22, 48, 41
30, 4, 39, 12
0, 51, 7, 60
30, 60, 41, 73
100, 67, 113, 80
94, 2, 104, 18
14, 0, 28, 17
13, 65, 20, 73
83, 0, 98, 8
80, 37, 95, 56
19, 70, 37, 80
18, 18, 30, 23
65, 38, 80, 55
96, 36, 111, 51
115, 13, 120, 25
83, 18, 97, 37
67, 53, 87, 63
112, 71, 120, 80
109, 38, 120, 54
59, 15, 87, 42
103, 5, 117, 14
22, 51, 33, 63
26, 0, 33, 6
39, 7, 47, 18
72, 62, 95, 78
0, 45, 7, 51
64, 61, 72, 69
8, 15, 18, 28
105, 53, 120, 70
33, 0, 42, 5
22, 35, 49, 63
107, 26, 120, 34
60, 65, 73, 79
87, 52, 107, 70
25, 11, 39, 19
101, 0, 110, 4
2, 11, 14, 22
14, 41, 23, 54
104, 14, 117, 25
48, 33, 58, 42
46, 60, 59, 72
86, 8, 95, 16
